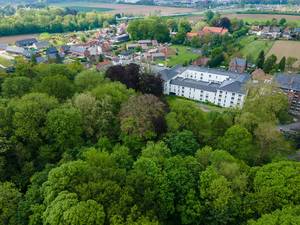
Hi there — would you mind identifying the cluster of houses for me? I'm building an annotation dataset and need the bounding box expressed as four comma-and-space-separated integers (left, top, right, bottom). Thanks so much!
0, 23, 131, 69
121, 40, 175, 63
249, 25, 300, 40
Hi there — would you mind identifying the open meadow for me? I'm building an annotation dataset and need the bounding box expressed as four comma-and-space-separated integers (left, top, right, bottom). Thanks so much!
50, 2, 199, 16
239, 36, 274, 61
267, 40, 300, 67
226, 13, 300, 26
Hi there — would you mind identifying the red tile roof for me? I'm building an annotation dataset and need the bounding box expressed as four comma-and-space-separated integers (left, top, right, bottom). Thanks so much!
202, 26, 228, 35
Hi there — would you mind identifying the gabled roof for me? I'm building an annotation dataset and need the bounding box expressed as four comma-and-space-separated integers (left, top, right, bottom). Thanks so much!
0, 43, 8, 50
202, 26, 228, 35
69, 45, 87, 54
34, 41, 50, 49
275, 73, 300, 91
231, 57, 247, 67
170, 77, 220, 92
15, 38, 37, 46
6, 46, 25, 54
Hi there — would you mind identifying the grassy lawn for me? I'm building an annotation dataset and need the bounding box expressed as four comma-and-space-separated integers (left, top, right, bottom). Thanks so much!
166, 95, 225, 113
0, 56, 12, 67
239, 36, 274, 61
159, 45, 200, 67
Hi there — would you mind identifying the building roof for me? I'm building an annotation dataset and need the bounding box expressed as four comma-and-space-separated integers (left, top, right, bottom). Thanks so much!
36, 56, 47, 64
202, 26, 228, 35
160, 65, 250, 94
15, 38, 37, 46
184, 65, 249, 79
294, 28, 300, 33
275, 74, 300, 91
158, 65, 185, 81
69, 45, 87, 54
231, 57, 247, 67
46, 47, 58, 55
0, 43, 8, 50
187, 32, 199, 38
6, 46, 25, 54
138, 40, 153, 44
34, 41, 50, 49
170, 77, 220, 92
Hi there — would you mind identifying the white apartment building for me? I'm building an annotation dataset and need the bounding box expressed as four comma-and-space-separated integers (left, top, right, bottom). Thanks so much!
159, 66, 250, 108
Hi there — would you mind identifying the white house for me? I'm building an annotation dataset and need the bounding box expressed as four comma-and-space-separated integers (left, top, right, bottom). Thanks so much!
158, 66, 250, 108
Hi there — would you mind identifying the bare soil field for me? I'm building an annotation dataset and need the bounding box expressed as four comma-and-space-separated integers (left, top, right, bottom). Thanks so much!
267, 40, 300, 67
52, 2, 198, 16
226, 13, 300, 21
0, 34, 38, 44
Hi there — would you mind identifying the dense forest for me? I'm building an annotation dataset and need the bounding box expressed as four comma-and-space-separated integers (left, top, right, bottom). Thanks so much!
0, 7, 115, 36
0, 59, 299, 225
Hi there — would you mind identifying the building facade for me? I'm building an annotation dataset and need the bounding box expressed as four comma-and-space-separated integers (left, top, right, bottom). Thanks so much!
159, 66, 250, 108
275, 74, 300, 116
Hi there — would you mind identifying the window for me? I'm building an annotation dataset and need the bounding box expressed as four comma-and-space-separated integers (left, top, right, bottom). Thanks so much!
231, 97, 234, 100
232, 93, 235, 96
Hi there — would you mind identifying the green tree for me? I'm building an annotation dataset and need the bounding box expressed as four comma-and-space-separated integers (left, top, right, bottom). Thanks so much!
166, 98, 210, 143
204, 10, 215, 22
1, 76, 32, 98
73, 93, 116, 142
43, 191, 105, 225
36, 75, 75, 101
74, 70, 106, 91
248, 206, 300, 225
46, 106, 83, 149
0, 182, 22, 225
219, 125, 256, 164
278, 56, 286, 72
119, 94, 166, 152
256, 50, 265, 69
165, 130, 200, 156
263, 54, 277, 74
252, 161, 300, 215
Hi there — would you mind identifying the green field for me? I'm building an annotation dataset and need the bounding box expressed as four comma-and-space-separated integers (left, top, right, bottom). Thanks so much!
51, 2, 113, 13
65, 6, 113, 13
239, 36, 274, 61
159, 45, 200, 67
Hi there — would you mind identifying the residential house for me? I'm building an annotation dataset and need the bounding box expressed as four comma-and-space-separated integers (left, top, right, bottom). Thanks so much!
138, 40, 158, 46
159, 66, 250, 108
126, 43, 140, 50
186, 32, 199, 40
251, 68, 272, 83
151, 52, 166, 61
282, 27, 292, 40
229, 57, 247, 73
113, 34, 130, 43
46, 47, 58, 55
96, 60, 112, 71
0, 43, 8, 50
6, 46, 33, 58
187, 26, 228, 39
200, 26, 229, 36
292, 28, 300, 39
15, 38, 37, 47
275, 74, 300, 115
33, 41, 50, 50
192, 57, 209, 66
69, 46, 89, 57
36, 56, 47, 64
260, 26, 281, 39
